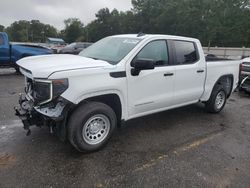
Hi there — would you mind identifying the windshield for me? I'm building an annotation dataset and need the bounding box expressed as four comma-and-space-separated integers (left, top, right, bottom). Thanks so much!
79, 37, 142, 64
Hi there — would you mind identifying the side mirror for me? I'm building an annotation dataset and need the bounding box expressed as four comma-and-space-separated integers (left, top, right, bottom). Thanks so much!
131, 58, 155, 76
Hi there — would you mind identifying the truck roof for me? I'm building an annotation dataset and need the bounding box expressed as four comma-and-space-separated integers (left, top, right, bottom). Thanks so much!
111, 34, 199, 42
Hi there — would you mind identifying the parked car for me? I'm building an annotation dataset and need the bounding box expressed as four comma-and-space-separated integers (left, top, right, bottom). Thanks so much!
58, 42, 93, 54
15, 34, 240, 152
0, 32, 53, 72
46, 37, 66, 53
239, 57, 250, 93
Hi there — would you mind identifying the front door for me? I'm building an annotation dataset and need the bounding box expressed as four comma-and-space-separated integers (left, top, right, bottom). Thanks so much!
127, 40, 175, 117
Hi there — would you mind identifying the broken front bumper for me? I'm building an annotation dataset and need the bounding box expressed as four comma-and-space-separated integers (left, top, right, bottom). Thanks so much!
15, 94, 38, 135
14, 93, 72, 136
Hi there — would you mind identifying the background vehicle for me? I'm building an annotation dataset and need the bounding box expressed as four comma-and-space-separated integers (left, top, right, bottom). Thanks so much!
0, 32, 53, 71
15, 34, 240, 153
239, 57, 250, 93
58, 42, 93, 54
46, 37, 67, 53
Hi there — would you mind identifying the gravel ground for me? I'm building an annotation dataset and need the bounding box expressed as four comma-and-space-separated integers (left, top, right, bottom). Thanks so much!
0, 69, 250, 188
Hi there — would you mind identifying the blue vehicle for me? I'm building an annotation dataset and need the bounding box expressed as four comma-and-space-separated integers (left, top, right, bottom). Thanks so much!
0, 32, 53, 72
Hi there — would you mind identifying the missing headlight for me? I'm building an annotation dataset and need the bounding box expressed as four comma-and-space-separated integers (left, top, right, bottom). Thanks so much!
33, 80, 52, 105
52, 79, 69, 99
32, 79, 68, 105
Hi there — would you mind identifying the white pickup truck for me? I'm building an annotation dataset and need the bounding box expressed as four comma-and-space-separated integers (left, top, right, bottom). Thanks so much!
15, 34, 240, 152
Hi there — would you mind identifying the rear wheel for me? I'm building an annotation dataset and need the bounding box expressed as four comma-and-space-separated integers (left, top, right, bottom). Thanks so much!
205, 85, 227, 113
68, 102, 117, 152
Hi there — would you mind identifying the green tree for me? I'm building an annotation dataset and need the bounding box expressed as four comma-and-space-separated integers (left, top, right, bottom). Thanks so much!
42, 24, 58, 42
62, 18, 84, 43
29, 20, 58, 42
3, 0, 250, 47
5, 20, 57, 42
119, 11, 138, 34
130, 0, 250, 47
85, 8, 138, 42
85, 8, 116, 41
5, 20, 30, 42
0, 25, 4, 32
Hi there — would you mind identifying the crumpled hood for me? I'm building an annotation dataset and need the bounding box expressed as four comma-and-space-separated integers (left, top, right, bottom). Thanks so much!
17, 54, 112, 78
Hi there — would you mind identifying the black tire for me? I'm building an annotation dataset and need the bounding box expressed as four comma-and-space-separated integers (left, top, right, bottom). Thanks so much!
68, 102, 117, 153
205, 84, 227, 113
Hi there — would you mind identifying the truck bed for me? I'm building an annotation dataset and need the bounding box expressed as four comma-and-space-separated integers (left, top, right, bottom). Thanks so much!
201, 59, 240, 101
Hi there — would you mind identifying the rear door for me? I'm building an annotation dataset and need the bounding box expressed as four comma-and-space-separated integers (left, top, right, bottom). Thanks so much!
0, 33, 10, 64
172, 40, 206, 105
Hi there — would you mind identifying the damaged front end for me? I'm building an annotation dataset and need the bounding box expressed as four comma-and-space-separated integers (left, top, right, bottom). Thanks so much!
15, 93, 39, 136
15, 76, 73, 141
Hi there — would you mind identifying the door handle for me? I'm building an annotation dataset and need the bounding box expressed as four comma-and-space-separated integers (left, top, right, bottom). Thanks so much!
164, 73, 174, 77
197, 69, 205, 73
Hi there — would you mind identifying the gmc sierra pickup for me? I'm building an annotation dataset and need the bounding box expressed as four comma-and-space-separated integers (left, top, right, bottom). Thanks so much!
15, 34, 240, 152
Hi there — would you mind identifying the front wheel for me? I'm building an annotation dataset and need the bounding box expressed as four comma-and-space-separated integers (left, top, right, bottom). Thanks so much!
68, 102, 117, 153
205, 85, 227, 113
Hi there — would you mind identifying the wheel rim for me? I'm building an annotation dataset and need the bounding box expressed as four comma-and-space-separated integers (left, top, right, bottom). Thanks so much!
82, 114, 110, 145
215, 91, 226, 110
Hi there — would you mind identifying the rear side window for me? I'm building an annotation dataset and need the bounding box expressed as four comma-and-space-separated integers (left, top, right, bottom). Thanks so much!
174, 41, 198, 64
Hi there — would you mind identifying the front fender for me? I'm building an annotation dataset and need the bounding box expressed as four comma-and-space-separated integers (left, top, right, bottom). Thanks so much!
62, 89, 128, 120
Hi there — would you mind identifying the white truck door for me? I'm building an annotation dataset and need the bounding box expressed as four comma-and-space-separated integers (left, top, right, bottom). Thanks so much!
127, 40, 175, 117
172, 40, 206, 105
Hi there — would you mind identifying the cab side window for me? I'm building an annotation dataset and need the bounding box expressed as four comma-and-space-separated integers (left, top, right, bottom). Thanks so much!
135, 40, 169, 66
173, 41, 198, 65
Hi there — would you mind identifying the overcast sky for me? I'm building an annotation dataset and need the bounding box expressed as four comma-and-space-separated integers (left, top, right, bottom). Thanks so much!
0, 0, 132, 30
